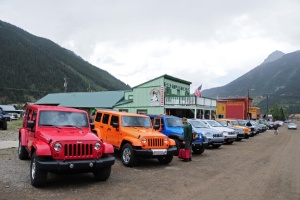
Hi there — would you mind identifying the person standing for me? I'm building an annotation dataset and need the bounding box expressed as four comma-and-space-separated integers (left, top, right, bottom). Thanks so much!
274, 122, 279, 135
182, 117, 193, 161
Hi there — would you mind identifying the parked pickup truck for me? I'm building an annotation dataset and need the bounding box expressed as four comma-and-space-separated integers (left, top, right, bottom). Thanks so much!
187, 119, 224, 148
18, 105, 115, 187
93, 110, 177, 167
148, 115, 208, 155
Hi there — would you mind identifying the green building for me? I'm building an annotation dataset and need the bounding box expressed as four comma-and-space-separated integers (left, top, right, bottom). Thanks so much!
114, 74, 216, 119
36, 74, 216, 119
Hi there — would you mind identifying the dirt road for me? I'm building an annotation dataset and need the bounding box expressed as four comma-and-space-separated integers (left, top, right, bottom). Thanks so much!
0, 121, 299, 200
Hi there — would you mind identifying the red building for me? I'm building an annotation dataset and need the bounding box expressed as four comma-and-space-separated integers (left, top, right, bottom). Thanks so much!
216, 97, 255, 120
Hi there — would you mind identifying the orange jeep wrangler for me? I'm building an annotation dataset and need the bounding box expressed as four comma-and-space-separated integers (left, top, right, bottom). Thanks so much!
92, 110, 177, 167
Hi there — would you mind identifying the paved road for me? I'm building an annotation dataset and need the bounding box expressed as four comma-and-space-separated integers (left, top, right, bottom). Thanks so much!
0, 122, 299, 200
0, 141, 18, 149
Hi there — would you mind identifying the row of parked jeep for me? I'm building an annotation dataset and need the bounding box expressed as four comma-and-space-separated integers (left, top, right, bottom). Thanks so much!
18, 105, 267, 187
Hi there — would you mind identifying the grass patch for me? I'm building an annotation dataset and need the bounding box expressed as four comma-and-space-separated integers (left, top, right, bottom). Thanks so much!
8, 118, 23, 128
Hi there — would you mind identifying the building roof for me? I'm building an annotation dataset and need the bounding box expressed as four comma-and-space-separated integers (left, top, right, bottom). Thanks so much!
133, 74, 191, 88
0, 105, 17, 111
217, 97, 251, 101
35, 91, 125, 108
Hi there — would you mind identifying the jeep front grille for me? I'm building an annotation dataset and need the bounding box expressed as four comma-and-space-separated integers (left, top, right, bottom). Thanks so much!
64, 143, 93, 157
147, 138, 164, 147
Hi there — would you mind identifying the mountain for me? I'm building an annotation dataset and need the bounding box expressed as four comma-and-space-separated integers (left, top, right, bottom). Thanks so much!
261, 50, 285, 64
202, 50, 300, 115
0, 20, 131, 104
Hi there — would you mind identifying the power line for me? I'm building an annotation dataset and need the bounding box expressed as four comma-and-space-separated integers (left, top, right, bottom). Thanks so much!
1, 87, 51, 93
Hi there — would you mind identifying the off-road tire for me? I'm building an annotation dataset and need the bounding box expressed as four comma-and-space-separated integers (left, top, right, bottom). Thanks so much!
158, 155, 173, 164
18, 140, 29, 160
226, 141, 234, 144
236, 138, 243, 141
121, 143, 137, 167
1, 121, 7, 130
93, 166, 112, 181
212, 144, 221, 148
30, 152, 48, 187
193, 146, 205, 154
173, 138, 181, 156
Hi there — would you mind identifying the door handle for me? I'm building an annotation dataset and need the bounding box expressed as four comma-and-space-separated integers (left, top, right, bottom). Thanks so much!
107, 128, 111, 130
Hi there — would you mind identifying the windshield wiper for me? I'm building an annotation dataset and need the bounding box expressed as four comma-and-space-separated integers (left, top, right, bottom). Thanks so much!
41, 124, 60, 129
63, 125, 83, 131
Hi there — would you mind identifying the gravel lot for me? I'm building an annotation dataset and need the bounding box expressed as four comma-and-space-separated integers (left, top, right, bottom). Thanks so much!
0, 120, 300, 200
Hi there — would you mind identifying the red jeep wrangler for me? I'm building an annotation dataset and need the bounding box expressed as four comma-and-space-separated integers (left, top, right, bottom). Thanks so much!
18, 105, 115, 187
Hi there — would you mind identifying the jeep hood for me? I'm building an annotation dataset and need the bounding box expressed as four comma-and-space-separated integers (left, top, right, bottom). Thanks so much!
164, 126, 183, 135
37, 127, 98, 142
122, 127, 166, 137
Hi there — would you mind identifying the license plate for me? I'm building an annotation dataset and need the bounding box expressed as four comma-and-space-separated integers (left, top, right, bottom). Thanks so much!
152, 149, 167, 155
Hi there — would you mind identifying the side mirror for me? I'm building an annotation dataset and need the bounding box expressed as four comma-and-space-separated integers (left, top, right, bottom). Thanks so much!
27, 120, 35, 129
90, 123, 95, 130
112, 122, 119, 129
154, 124, 160, 130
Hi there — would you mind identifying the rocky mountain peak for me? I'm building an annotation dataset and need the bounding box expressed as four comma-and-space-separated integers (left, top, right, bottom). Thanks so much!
262, 50, 285, 64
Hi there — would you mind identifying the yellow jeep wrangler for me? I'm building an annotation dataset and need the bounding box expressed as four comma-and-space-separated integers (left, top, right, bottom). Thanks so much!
92, 110, 177, 167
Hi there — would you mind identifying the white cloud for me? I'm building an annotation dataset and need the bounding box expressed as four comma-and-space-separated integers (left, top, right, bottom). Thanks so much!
1, 0, 300, 93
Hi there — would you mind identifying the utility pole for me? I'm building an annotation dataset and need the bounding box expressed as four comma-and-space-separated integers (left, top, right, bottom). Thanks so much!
247, 89, 250, 120
247, 89, 254, 120
266, 94, 269, 119
87, 84, 91, 92
64, 76, 69, 93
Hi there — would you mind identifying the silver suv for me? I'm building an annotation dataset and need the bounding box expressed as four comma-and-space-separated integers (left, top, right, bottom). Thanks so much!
188, 119, 224, 148
201, 120, 237, 144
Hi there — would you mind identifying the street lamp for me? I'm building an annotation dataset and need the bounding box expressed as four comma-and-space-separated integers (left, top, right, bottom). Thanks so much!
247, 89, 254, 120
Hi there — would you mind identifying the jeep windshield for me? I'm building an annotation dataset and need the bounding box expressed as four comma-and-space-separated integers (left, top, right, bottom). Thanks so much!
166, 118, 183, 127
38, 111, 88, 127
189, 120, 207, 128
122, 116, 152, 128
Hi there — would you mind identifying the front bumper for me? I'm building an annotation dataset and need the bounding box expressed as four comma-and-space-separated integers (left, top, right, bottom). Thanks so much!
133, 147, 177, 157
206, 137, 224, 145
37, 156, 115, 172
224, 137, 236, 142
192, 141, 208, 148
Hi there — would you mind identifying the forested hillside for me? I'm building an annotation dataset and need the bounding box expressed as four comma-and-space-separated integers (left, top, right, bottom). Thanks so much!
0, 20, 131, 104
202, 50, 300, 114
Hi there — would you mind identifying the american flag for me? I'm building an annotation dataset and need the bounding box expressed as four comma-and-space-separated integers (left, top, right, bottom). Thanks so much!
194, 85, 202, 97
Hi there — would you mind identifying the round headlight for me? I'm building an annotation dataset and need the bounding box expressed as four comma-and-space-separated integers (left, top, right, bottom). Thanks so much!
94, 142, 101, 150
53, 142, 62, 152
141, 137, 147, 144
164, 138, 168, 143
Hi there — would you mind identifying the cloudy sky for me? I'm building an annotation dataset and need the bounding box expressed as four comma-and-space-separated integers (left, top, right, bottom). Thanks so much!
1, 0, 300, 92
